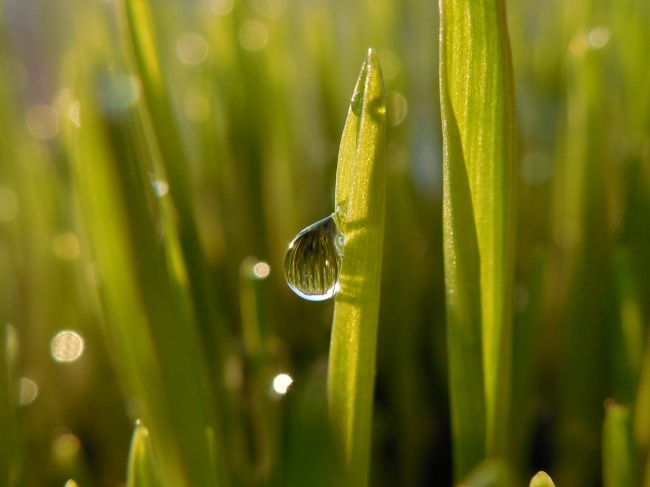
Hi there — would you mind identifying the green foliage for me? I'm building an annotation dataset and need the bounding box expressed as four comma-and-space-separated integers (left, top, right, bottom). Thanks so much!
328, 48, 386, 486
439, 0, 517, 478
1, 0, 650, 485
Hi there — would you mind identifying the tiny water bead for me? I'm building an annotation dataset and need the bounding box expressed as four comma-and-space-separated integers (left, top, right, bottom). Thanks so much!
283, 214, 343, 301
351, 90, 363, 115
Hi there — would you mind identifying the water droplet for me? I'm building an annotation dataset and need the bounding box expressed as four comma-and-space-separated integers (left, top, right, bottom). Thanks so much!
351, 91, 362, 115
283, 214, 343, 301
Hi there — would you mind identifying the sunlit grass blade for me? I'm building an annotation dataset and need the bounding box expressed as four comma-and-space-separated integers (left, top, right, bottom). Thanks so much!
603, 401, 635, 487
120, 0, 235, 481
126, 421, 160, 487
439, 0, 517, 477
327, 47, 386, 487
529, 471, 556, 487
63, 59, 221, 486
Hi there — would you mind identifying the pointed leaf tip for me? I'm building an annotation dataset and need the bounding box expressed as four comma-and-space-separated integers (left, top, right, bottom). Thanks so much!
529, 471, 556, 487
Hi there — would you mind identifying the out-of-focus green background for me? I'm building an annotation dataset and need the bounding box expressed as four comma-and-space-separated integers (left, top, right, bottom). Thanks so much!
1, 0, 649, 485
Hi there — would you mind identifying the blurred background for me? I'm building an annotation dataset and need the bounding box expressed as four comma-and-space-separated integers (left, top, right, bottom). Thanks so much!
1, 0, 649, 485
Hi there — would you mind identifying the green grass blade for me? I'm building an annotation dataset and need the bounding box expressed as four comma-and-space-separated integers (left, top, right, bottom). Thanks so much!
64, 60, 220, 487
126, 421, 160, 487
603, 401, 635, 487
529, 471, 556, 487
439, 0, 517, 477
327, 47, 386, 487
122, 0, 230, 389
636, 318, 650, 453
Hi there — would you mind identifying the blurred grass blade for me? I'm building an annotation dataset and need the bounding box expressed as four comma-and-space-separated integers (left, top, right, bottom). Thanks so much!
126, 421, 160, 487
327, 47, 386, 487
439, 0, 517, 477
286, 363, 340, 487
603, 401, 635, 487
554, 15, 610, 484
120, 0, 233, 482
64, 59, 221, 486
0, 320, 19, 486
122, 0, 230, 389
612, 249, 644, 401
529, 471, 556, 487
636, 325, 650, 454
457, 458, 514, 487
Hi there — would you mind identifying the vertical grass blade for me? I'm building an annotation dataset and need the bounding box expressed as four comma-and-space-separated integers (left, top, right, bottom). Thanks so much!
603, 401, 635, 487
554, 15, 610, 484
439, 0, 517, 477
126, 421, 160, 487
636, 319, 650, 453
327, 48, 386, 487
64, 60, 220, 486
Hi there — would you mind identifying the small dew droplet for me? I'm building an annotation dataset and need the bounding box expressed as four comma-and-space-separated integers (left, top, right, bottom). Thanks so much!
283, 214, 343, 301
351, 91, 362, 115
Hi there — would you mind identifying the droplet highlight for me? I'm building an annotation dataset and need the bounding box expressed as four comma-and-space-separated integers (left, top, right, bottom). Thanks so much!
283, 214, 343, 301
351, 90, 362, 115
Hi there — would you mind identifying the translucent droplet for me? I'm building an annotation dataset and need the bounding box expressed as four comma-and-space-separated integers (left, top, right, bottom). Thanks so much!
351, 91, 362, 115
283, 214, 343, 301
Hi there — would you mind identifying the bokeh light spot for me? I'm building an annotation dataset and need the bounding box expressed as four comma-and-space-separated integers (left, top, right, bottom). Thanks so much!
52, 232, 81, 260
52, 431, 81, 462
51, 330, 85, 363
253, 0, 287, 18
26, 105, 59, 139
177, 32, 210, 66
387, 92, 408, 126
272, 373, 293, 395
253, 261, 271, 279
152, 180, 169, 197
239, 20, 268, 51
19, 377, 39, 405
210, 0, 234, 16
588, 27, 610, 49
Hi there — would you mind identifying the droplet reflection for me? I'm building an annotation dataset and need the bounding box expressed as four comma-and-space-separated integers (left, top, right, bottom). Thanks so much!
283, 214, 343, 301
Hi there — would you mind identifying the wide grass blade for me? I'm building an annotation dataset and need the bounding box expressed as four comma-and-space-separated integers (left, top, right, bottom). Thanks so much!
439, 0, 517, 478
327, 48, 386, 487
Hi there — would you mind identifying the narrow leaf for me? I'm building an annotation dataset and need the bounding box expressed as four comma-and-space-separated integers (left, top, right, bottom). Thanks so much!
603, 401, 635, 487
327, 47, 386, 487
127, 421, 161, 487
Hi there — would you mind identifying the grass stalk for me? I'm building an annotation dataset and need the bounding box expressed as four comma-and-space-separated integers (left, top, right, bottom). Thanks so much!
126, 421, 160, 487
603, 401, 635, 487
327, 48, 386, 487
439, 0, 517, 478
